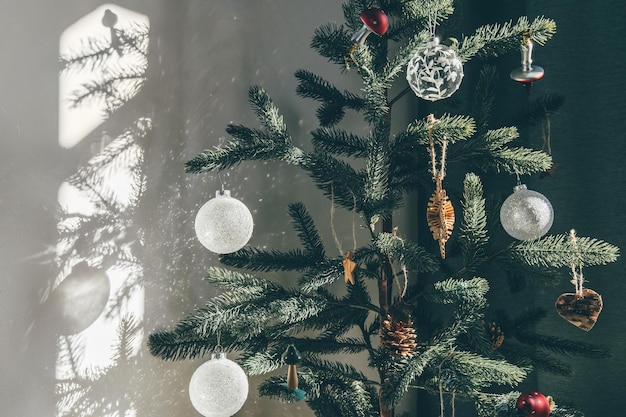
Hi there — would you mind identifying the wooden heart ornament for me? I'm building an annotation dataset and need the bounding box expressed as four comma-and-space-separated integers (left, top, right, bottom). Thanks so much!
555, 289, 603, 331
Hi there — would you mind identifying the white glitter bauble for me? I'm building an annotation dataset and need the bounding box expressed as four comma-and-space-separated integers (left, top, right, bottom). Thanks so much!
194, 190, 253, 254
406, 38, 464, 101
500, 184, 554, 241
189, 352, 249, 417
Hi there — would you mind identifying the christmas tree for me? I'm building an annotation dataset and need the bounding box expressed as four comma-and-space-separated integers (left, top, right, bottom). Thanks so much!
146, 1, 619, 416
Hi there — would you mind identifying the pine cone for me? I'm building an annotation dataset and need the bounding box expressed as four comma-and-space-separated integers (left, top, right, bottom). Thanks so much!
487, 321, 505, 350
381, 314, 417, 357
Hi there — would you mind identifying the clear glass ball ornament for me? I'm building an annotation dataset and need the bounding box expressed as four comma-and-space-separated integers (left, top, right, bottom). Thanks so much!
194, 190, 253, 254
406, 38, 464, 101
189, 352, 249, 417
500, 184, 554, 240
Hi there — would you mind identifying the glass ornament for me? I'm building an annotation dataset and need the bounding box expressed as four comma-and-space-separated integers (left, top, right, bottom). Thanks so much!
500, 184, 553, 240
189, 352, 249, 417
406, 38, 464, 101
194, 190, 253, 254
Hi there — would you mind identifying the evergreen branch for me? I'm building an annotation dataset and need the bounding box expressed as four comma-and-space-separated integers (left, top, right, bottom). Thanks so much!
400, 114, 476, 146
515, 331, 610, 358
382, 31, 431, 83
296, 70, 365, 127
459, 173, 489, 271
363, 141, 392, 214
311, 128, 369, 157
147, 331, 219, 361
450, 127, 553, 175
310, 22, 353, 66
375, 232, 439, 273
509, 233, 620, 268
239, 348, 284, 375
443, 351, 527, 392
471, 65, 498, 132
288, 202, 326, 257
350, 45, 390, 124
248, 85, 290, 140
380, 344, 448, 407
428, 277, 490, 305
302, 152, 365, 211
203, 266, 283, 292
219, 247, 315, 272
510, 93, 566, 126
299, 261, 344, 293
457, 16, 557, 62
500, 342, 573, 376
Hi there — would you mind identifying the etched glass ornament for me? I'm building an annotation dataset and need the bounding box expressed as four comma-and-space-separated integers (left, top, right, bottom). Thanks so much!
194, 190, 253, 254
500, 184, 553, 240
406, 38, 464, 101
189, 352, 249, 417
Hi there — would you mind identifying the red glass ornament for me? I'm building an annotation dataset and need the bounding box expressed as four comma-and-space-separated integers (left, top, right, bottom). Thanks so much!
516, 390, 551, 417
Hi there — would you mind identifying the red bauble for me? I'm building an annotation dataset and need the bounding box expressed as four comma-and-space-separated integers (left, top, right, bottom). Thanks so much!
516, 391, 551, 417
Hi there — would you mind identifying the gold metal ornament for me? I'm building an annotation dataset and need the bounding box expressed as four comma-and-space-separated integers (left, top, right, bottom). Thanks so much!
426, 114, 454, 259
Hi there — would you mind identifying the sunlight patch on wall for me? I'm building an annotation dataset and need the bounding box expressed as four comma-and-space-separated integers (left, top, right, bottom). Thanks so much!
58, 4, 149, 149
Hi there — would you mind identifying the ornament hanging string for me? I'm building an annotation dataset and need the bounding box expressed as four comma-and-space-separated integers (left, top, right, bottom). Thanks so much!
330, 182, 360, 285
329, 182, 358, 257
568, 229, 585, 297
389, 227, 409, 299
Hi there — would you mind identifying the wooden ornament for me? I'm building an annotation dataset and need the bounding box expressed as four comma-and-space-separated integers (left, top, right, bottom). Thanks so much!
427, 185, 455, 259
343, 250, 357, 285
555, 288, 603, 331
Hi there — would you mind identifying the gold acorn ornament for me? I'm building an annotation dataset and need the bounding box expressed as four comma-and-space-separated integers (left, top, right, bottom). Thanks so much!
381, 314, 417, 357
426, 114, 455, 259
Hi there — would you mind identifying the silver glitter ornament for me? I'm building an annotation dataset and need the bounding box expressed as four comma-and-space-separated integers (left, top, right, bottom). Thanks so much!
500, 184, 553, 240
194, 190, 253, 254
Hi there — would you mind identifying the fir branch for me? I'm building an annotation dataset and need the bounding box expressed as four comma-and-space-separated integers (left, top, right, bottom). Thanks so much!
442, 351, 527, 392
296, 70, 365, 127
400, 114, 476, 147
302, 152, 365, 211
382, 31, 431, 83
147, 330, 219, 361
299, 261, 344, 293
375, 232, 439, 273
428, 277, 490, 305
457, 16, 557, 62
288, 202, 326, 257
310, 22, 354, 66
381, 344, 449, 408
471, 65, 498, 132
515, 331, 610, 358
350, 45, 390, 124
220, 248, 315, 272
500, 342, 573, 376
451, 127, 553, 175
459, 173, 489, 271
510, 93, 566, 126
239, 349, 284, 375
311, 127, 369, 157
509, 233, 620, 268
